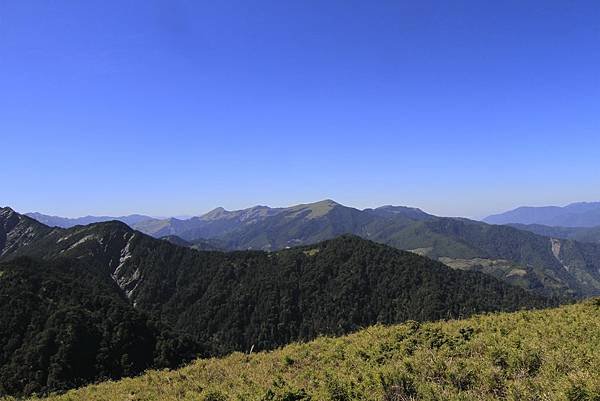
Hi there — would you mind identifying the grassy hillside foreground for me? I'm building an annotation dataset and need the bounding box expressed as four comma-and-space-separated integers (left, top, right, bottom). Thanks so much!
10, 299, 600, 401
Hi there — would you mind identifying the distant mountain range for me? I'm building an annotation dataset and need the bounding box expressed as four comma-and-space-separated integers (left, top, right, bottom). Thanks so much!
0, 206, 548, 396
484, 202, 600, 227
506, 223, 600, 244
25, 212, 156, 228
22, 200, 600, 298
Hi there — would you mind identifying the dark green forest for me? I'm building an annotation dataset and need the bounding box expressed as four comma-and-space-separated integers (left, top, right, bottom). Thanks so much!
123, 235, 553, 355
0, 257, 200, 397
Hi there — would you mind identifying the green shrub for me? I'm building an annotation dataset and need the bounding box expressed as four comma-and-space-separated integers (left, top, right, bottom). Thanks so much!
448, 362, 477, 391
262, 388, 310, 401
517, 350, 543, 377
459, 326, 475, 341
567, 383, 590, 401
202, 390, 228, 401
490, 348, 509, 371
381, 372, 418, 401
262, 378, 311, 401
325, 377, 354, 401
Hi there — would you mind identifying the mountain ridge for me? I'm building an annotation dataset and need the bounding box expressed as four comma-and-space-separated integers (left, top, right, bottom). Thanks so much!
20, 202, 600, 298
484, 202, 600, 227
24, 211, 158, 228
507, 223, 600, 244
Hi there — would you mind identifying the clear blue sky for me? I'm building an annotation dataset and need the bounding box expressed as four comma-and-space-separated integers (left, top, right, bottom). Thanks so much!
1, 1, 599, 219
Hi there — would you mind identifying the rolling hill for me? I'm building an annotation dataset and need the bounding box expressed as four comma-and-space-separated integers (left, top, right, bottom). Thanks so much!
11, 298, 600, 401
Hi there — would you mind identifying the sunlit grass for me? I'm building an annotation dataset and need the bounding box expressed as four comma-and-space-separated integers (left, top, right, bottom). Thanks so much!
11, 299, 600, 401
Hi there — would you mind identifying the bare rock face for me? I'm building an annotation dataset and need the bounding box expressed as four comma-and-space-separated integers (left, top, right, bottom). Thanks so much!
0, 207, 53, 257
1, 208, 144, 302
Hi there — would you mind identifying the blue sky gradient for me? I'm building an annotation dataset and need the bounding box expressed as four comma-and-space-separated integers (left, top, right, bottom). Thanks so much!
1, 1, 599, 218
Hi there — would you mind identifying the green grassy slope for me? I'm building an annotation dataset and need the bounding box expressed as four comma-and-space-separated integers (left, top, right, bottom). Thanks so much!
13, 299, 600, 401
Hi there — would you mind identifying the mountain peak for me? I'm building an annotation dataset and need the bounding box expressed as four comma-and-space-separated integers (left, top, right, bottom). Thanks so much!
0, 206, 15, 217
200, 205, 278, 222
564, 201, 600, 210
316, 199, 340, 206
85, 219, 133, 231
286, 199, 341, 219
376, 205, 425, 213
371, 205, 434, 221
197, 207, 226, 221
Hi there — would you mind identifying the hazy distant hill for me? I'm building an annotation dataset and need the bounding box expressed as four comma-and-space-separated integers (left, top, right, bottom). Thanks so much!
133, 204, 285, 239
508, 223, 600, 244
25, 212, 157, 228
0, 207, 550, 396
484, 202, 600, 227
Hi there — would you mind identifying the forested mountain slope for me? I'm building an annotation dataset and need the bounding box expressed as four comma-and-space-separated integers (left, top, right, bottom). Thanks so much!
0, 210, 549, 355
387, 218, 600, 298
219, 205, 600, 298
0, 257, 200, 397
89, 234, 551, 354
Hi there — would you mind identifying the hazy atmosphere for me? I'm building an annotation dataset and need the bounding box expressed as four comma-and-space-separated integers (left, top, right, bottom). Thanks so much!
2, 1, 599, 218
